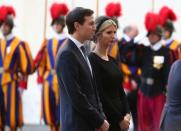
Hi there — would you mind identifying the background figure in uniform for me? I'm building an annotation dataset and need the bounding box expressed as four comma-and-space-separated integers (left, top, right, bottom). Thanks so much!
105, 2, 122, 59
119, 12, 173, 131
89, 16, 131, 131
34, 3, 68, 131
0, 32, 5, 131
119, 25, 140, 131
136, 12, 171, 131
160, 60, 181, 131
56, 7, 109, 131
0, 18, 5, 131
0, 5, 34, 131
159, 6, 181, 61
0, 78, 5, 131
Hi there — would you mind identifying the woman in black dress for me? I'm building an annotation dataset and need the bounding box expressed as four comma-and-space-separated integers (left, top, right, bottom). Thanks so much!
89, 16, 131, 131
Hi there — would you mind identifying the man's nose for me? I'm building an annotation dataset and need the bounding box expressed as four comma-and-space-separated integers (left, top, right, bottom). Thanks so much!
93, 25, 96, 31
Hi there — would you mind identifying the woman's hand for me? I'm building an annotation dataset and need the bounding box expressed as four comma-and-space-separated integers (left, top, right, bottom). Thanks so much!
119, 114, 131, 131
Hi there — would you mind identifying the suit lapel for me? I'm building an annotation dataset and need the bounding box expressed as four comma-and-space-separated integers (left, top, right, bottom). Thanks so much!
67, 39, 101, 110
68, 39, 92, 78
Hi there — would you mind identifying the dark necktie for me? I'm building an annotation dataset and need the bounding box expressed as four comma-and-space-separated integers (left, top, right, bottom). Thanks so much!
80, 46, 92, 74
80, 46, 87, 58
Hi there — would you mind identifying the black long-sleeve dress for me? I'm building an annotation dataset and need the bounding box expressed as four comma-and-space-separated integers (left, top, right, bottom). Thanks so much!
89, 52, 130, 131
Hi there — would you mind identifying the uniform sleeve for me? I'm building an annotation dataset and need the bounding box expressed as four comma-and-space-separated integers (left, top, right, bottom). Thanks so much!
18, 41, 34, 89
173, 45, 181, 61
119, 39, 144, 66
22, 41, 35, 74
34, 40, 47, 84
162, 49, 173, 87
18, 41, 34, 74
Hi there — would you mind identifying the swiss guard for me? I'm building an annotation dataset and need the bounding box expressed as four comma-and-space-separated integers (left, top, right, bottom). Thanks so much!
34, 3, 69, 131
0, 5, 34, 131
159, 6, 181, 61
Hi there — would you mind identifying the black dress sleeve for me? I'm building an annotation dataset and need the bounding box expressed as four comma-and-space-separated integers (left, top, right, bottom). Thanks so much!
111, 56, 130, 115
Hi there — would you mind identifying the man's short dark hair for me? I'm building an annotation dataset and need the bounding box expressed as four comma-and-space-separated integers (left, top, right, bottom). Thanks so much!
66, 7, 94, 34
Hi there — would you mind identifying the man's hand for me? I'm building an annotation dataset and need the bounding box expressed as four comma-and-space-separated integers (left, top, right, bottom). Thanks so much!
96, 120, 109, 131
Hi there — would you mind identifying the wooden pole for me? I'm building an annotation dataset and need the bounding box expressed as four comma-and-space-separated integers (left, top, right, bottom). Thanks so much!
43, 0, 48, 38
151, 0, 155, 12
96, 0, 99, 17
40, 0, 47, 124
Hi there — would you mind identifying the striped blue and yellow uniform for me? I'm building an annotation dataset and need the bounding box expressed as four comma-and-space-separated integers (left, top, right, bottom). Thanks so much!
0, 36, 34, 128
164, 39, 181, 61
108, 41, 119, 59
0, 38, 5, 128
35, 38, 67, 126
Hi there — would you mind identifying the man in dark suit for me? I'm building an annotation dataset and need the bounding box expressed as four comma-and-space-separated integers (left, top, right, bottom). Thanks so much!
56, 7, 109, 131
160, 60, 181, 131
